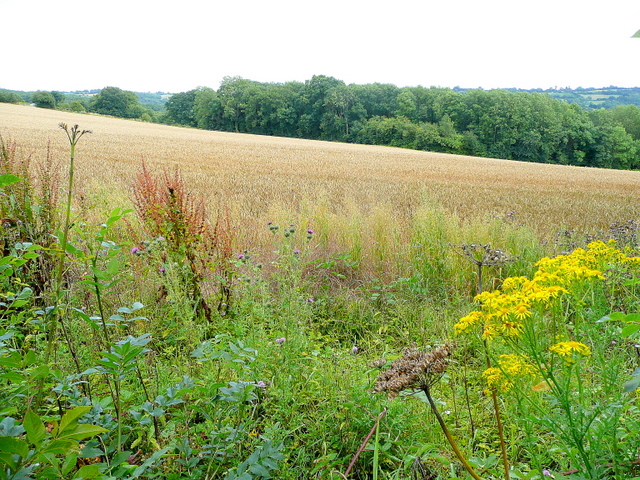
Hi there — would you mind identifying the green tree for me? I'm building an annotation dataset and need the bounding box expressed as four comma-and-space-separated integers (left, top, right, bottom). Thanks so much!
193, 87, 221, 130
32, 91, 56, 109
297, 75, 345, 139
68, 100, 87, 113
591, 105, 640, 140
51, 91, 65, 105
0, 90, 22, 104
592, 123, 638, 169
320, 84, 366, 141
352, 83, 400, 118
165, 90, 198, 126
89, 86, 144, 118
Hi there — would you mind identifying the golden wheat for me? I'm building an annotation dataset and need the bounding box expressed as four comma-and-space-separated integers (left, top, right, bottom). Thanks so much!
2, 103, 639, 256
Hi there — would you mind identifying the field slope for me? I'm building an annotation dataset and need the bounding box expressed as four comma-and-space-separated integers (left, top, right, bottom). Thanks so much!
1, 103, 639, 238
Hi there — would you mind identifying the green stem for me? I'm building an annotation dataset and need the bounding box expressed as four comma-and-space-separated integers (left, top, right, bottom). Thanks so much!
36, 125, 89, 409
483, 341, 511, 480
422, 384, 485, 480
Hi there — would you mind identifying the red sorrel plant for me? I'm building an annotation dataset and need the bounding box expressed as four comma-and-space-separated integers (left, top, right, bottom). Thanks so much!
132, 161, 233, 320
0, 136, 62, 296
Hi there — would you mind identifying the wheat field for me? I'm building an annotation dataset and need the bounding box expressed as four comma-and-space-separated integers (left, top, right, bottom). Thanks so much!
1, 103, 639, 248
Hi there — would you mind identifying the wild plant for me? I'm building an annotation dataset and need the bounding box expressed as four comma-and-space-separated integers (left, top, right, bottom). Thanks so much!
454, 240, 640, 479
43, 124, 90, 359
0, 136, 61, 297
0, 406, 108, 479
132, 161, 233, 321
93, 333, 153, 453
373, 343, 488, 480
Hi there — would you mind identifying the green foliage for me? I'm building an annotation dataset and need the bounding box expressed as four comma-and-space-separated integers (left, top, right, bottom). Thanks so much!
32, 91, 56, 109
0, 407, 107, 479
89, 87, 147, 119
164, 90, 197, 127
164, 79, 640, 170
3, 126, 640, 479
0, 90, 23, 104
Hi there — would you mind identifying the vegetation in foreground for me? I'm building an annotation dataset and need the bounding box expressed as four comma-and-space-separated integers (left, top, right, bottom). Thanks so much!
1, 127, 640, 480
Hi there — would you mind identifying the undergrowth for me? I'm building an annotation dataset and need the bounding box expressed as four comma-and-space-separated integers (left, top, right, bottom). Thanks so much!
0, 131, 639, 480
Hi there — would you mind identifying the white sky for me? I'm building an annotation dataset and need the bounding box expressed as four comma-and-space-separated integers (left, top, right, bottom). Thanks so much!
1, 0, 639, 93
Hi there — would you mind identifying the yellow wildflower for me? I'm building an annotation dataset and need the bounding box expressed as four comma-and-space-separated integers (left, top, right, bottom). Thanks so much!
499, 320, 523, 337
549, 341, 591, 357
483, 354, 537, 392
454, 310, 484, 335
482, 323, 499, 340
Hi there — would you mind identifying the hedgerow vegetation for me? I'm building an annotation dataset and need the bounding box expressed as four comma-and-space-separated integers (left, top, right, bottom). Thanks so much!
161, 77, 640, 170
4, 78, 640, 170
1, 108, 640, 479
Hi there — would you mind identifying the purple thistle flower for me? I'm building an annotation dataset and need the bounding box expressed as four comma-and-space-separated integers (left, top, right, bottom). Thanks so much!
293, 249, 301, 255
131, 246, 140, 255
257, 381, 266, 388
276, 337, 286, 344
307, 229, 314, 234
352, 346, 359, 354
238, 254, 245, 260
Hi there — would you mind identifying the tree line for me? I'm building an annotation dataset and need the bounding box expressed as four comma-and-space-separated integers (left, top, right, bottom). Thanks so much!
3, 77, 640, 170
163, 76, 640, 170
0, 87, 160, 121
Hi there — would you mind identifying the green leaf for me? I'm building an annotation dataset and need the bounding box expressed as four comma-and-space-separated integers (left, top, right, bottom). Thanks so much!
73, 464, 102, 479
623, 375, 640, 392
0, 436, 30, 458
57, 406, 92, 435
249, 463, 271, 476
64, 242, 84, 256
24, 410, 47, 447
623, 313, 640, 323
0, 174, 22, 188
597, 312, 626, 322
56, 423, 108, 442
29, 365, 51, 381
79, 444, 103, 458
621, 323, 640, 338
62, 452, 78, 475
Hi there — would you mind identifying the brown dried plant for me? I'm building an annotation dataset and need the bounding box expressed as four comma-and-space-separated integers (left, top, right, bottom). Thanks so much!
374, 343, 454, 397
132, 160, 233, 319
0, 136, 62, 295
375, 343, 486, 480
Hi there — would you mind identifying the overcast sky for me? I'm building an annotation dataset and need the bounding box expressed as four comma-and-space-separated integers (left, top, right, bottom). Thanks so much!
1, 0, 639, 93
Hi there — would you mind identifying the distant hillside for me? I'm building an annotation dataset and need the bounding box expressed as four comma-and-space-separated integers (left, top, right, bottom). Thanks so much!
453, 86, 640, 109
0, 88, 172, 112
546, 87, 640, 109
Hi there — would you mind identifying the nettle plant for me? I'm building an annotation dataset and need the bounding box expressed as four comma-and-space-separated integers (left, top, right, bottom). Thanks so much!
455, 240, 640, 480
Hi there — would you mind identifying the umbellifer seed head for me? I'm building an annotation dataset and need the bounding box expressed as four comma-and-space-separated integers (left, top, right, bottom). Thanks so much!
373, 343, 454, 397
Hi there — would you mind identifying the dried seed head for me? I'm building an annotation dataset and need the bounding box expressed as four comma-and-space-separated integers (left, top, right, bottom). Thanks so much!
374, 343, 454, 397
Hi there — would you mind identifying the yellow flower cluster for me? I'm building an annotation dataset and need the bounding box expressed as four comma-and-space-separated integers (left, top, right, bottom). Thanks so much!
454, 241, 639, 339
535, 240, 640, 284
549, 341, 591, 357
453, 279, 567, 338
483, 354, 537, 392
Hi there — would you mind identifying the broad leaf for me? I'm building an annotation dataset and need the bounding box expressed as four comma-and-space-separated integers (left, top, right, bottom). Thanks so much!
57, 406, 92, 435
24, 410, 47, 447
0, 173, 22, 188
